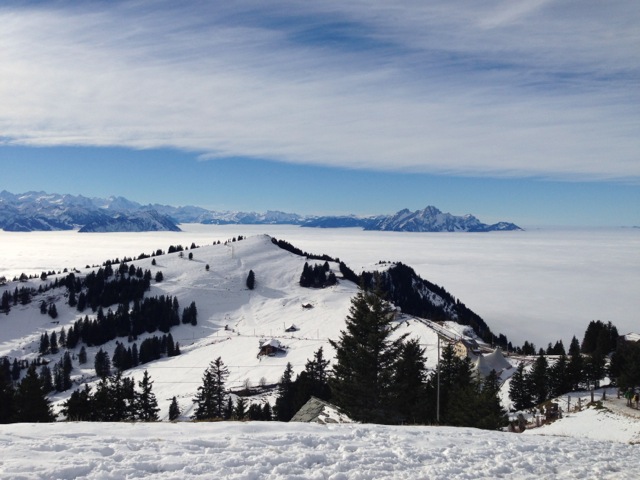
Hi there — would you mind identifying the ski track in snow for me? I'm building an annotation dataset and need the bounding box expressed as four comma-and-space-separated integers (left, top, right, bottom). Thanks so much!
0, 422, 636, 480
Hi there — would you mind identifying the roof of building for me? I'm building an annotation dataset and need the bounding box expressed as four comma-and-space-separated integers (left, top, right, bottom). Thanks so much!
290, 397, 353, 424
473, 348, 512, 378
260, 338, 283, 348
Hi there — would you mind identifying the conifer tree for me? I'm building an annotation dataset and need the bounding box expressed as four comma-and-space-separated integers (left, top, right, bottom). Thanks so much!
246, 270, 255, 290
0, 290, 11, 313
0, 368, 15, 423
474, 370, 508, 430
39, 332, 50, 355
76, 291, 87, 312
39, 364, 54, 394
329, 288, 406, 424
234, 397, 247, 420
248, 403, 263, 420
224, 397, 234, 420
68, 289, 77, 307
274, 362, 296, 422
11, 358, 20, 381
548, 354, 570, 398
611, 342, 640, 390
14, 365, 55, 422
94, 348, 111, 378
427, 344, 476, 425
192, 357, 229, 420
391, 338, 428, 424
131, 343, 139, 367
78, 346, 87, 365
49, 331, 58, 354
136, 370, 160, 421
261, 402, 273, 421
61, 385, 93, 421
293, 347, 331, 414
529, 354, 549, 405
567, 336, 584, 391
169, 396, 181, 421
509, 363, 532, 411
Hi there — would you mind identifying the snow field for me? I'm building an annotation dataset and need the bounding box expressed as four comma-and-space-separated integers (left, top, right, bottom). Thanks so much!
0, 234, 446, 419
0, 422, 636, 480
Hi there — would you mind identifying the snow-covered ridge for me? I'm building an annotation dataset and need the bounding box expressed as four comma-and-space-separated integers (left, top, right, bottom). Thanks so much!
0, 190, 521, 232
0, 234, 489, 421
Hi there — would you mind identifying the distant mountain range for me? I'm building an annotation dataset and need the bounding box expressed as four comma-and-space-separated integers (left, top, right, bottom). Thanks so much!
0, 191, 522, 232
302, 206, 521, 232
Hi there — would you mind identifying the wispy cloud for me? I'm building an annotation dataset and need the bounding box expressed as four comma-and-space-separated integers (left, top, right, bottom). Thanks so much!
0, 1, 638, 180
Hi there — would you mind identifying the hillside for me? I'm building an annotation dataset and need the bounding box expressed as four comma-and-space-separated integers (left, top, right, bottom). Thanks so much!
1, 234, 487, 420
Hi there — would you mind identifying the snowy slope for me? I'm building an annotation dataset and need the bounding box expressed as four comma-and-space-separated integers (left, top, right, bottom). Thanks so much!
0, 234, 453, 420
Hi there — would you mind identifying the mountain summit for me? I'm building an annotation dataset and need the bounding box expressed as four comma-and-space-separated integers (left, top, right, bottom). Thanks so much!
303, 206, 522, 232
0, 191, 521, 232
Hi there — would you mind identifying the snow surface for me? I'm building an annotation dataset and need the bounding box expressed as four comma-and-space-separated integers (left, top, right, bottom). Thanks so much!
0, 234, 448, 419
1, 422, 638, 480
0, 230, 639, 479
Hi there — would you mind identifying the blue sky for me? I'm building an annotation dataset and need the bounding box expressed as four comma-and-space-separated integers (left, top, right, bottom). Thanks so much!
0, 1, 638, 226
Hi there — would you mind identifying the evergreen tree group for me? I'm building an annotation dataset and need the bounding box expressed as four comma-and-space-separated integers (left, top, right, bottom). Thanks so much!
0, 364, 55, 423
63, 294, 184, 349
425, 346, 506, 428
273, 347, 332, 421
62, 370, 159, 422
299, 262, 337, 288
508, 321, 630, 411
328, 288, 506, 428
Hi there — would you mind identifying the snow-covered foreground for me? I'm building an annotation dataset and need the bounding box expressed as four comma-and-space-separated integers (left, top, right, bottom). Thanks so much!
0, 421, 636, 480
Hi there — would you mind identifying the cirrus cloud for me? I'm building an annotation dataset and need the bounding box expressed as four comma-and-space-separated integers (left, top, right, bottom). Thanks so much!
0, 1, 638, 181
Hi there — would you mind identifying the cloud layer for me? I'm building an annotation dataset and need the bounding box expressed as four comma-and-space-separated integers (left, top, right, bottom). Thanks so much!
1, 1, 638, 180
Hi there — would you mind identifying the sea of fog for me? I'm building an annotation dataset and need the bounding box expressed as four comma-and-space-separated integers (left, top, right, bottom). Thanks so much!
0, 224, 637, 348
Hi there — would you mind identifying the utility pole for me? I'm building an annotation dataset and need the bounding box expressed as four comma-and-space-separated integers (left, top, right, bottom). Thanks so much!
437, 334, 440, 424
